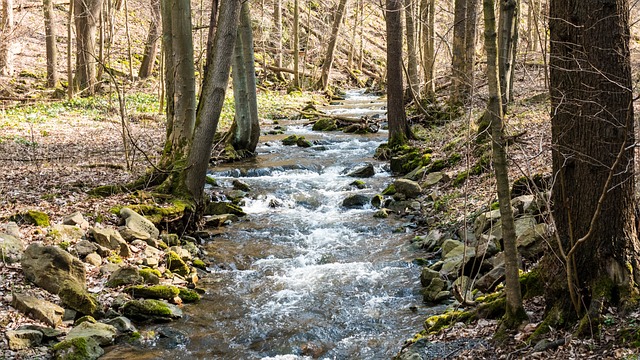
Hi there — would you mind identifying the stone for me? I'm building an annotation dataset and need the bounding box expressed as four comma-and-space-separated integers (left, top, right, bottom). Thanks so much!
422, 277, 446, 303
475, 264, 506, 293
161, 234, 180, 247
165, 251, 190, 276
5, 222, 20, 238
66, 321, 117, 346
11, 293, 64, 327
63, 212, 90, 230
474, 209, 502, 237
21, 243, 86, 294
422, 171, 446, 187
342, 194, 370, 209
17, 324, 64, 339
439, 245, 476, 278
102, 316, 137, 334
19, 210, 50, 227
170, 246, 192, 261
120, 208, 160, 239
53, 337, 104, 360
118, 227, 152, 242
282, 135, 299, 145
156, 327, 190, 349
50, 224, 85, 243
204, 214, 239, 227
125, 285, 180, 301
404, 166, 428, 181
373, 209, 389, 218
440, 239, 463, 257
74, 240, 98, 258
370, 194, 383, 208
106, 266, 143, 288
90, 227, 131, 257
59, 280, 99, 315
312, 118, 337, 131
204, 202, 247, 217
420, 267, 441, 287
0, 232, 23, 263
232, 179, 251, 192
517, 223, 549, 260
121, 299, 183, 323
84, 253, 102, 267
346, 163, 375, 178
393, 179, 422, 199
296, 137, 313, 147
6, 330, 43, 350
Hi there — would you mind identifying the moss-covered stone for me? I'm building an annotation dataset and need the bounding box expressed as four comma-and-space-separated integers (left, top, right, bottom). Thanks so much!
165, 251, 190, 276
178, 288, 201, 303
371, 194, 384, 208
350, 180, 366, 189
59, 280, 99, 315
282, 135, 300, 145
192, 259, 207, 270
53, 336, 104, 360
520, 269, 543, 299
126, 199, 192, 225
139, 268, 162, 284
312, 118, 338, 131
296, 137, 313, 148
121, 299, 182, 323
124, 285, 180, 301
424, 310, 475, 333
381, 184, 396, 196
87, 184, 126, 197
452, 171, 469, 186
204, 202, 246, 217
21, 210, 51, 227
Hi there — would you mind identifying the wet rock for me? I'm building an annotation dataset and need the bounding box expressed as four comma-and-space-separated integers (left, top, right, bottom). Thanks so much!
371, 194, 384, 208
66, 321, 117, 346
420, 267, 441, 287
156, 327, 189, 349
124, 285, 180, 301
63, 212, 90, 230
204, 202, 247, 217
393, 179, 422, 199
350, 180, 367, 189
53, 337, 104, 360
347, 163, 375, 178
84, 253, 102, 267
102, 316, 137, 334
59, 280, 99, 316
342, 194, 370, 208
422, 277, 446, 303
282, 135, 299, 145
21, 243, 86, 294
90, 228, 130, 257
5, 329, 43, 350
226, 189, 247, 203
232, 179, 251, 192
166, 251, 190, 276
312, 118, 337, 131
121, 299, 183, 323
204, 214, 239, 227
106, 266, 143, 288
373, 208, 389, 218
296, 137, 313, 148
74, 240, 98, 258
0, 232, 23, 263
120, 208, 160, 240
11, 293, 64, 327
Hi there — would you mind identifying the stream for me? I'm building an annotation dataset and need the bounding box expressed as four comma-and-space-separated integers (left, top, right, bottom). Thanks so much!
104, 90, 438, 359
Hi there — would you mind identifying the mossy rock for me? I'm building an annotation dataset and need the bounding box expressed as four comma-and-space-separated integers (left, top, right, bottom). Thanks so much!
121, 299, 183, 323
87, 184, 126, 197
192, 259, 207, 270
452, 171, 469, 186
381, 184, 396, 196
296, 137, 313, 148
371, 194, 384, 208
282, 135, 300, 146
126, 199, 192, 225
124, 285, 180, 301
165, 251, 190, 276
59, 280, 99, 316
204, 202, 246, 217
312, 118, 337, 131
520, 270, 543, 299
374, 143, 391, 160
178, 288, 201, 303
53, 336, 104, 360
13, 210, 51, 227
139, 268, 162, 284
424, 310, 475, 333
350, 180, 366, 189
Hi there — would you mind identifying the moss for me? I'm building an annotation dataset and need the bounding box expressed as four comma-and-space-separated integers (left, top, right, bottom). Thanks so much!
371, 194, 384, 208
74, 315, 97, 325
620, 326, 640, 348
452, 171, 469, 186
125, 285, 180, 300
428, 159, 448, 172
25, 210, 50, 227
471, 154, 491, 175
424, 309, 475, 333
88, 184, 126, 197
520, 269, 543, 299
448, 152, 462, 165
374, 143, 391, 160
282, 135, 300, 146
530, 304, 566, 341
490, 201, 500, 210
59, 241, 70, 250
107, 254, 123, 264
178, 288, 201, 303
140, 268, 162, 278
166, 251, 190, 276
126, 199, 192, 224
381, 184, 396, 196
128, 331, 142, 343
192, 259, 207, 270
122, 299, 173, 317
312, 118, 338, 131
205, 176, 218, 186
53, 336, 102, 360
350, 180, 366, 189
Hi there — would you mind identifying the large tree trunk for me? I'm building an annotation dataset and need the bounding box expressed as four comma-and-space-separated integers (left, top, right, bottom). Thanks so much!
548, 0, 640, 328
386, 0, 409, 148
43, 0, 58, 86
316, 0, 348, 90
231, 1, 260, 155
139, 0, 161, 79
405, 0, 420, 100
74, 0, 103, 94
420, 0, 435, 98
497, 0, 518, 112
482, 0, 526, 329
450, 0, 478, 105
184, 0, 240, 205
0, 0, 14, 76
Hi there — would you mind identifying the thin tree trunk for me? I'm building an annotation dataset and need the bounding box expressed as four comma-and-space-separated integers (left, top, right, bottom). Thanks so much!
405, 0, 420, 99
139, 0, 160, 79
420, 0, 435, 97
292, 0, 300, 88
498, 0, 518, 112
185, 0, 241, 205
0, 0, 14, 76
482, 0, 527, 328
43, 0, 58, 86
386, 0, 410, 148
123, 0, 134, 80
316, 0, 348, 90
67, 0, 74, 99
273, 0, 283, 79
74, 0, 103, 94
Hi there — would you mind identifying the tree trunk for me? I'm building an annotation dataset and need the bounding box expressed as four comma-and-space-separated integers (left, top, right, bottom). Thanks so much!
43, 0, 58, 86
450, 0, 478, 105
138, 0, 161, 79
420, 0, 435, 98
386, 0, 409, 148
497, 0, 518, 112
316, 0, 348, 91
292, 0, 300, 88
273, 0, 283, 78
0, 0, 14, 76
231, 1, 260, 155
405, 0, 420, 100
482, 0, 527, 329
184, 0, 240, 205
548, 0, 640, 327
74, 0, 103, 94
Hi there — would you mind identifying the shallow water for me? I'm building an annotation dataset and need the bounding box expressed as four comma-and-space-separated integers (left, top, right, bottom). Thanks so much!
104, 90, 437, 360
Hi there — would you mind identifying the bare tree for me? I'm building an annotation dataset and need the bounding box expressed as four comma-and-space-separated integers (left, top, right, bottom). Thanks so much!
0, 0, 14, 76
317, 0, 348, 90
497, 0, 519, 111
450, 0, 478, 105
43, 0, 58, 86
139, 0, 161, 79
74, 0, 103, 94
386, 0, 410, 147
405, 0, 420, 99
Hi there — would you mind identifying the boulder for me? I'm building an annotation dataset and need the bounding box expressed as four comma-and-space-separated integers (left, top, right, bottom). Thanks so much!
0, 232, 23, 263
346, 163, 375, 178
90, 228, 131, 257
420, 267, 441, 287
161, 234, 180, 247
204, 214, 239, 227
66, 321, 117, 346
84, 253, 102, 267
102, 316, 137, 334
393, 179, 422, 199
282, 135, 299, 145
517, 223, 549, 260
5, 329, 43, 350
421, 171, 447, 187
17, 324, 64, 340
21, 243, 86, 294
342, 194, 370, 209
50, 224, 85, 243
404, 166, 428, 181
422, 277, 446, 303
296, 137, 313, 148
373, 209, 389, 218
121, 299, 183, 323
165, 251, 190, 276
232, 179, 251, 192
11, 293, 64, 327
204, 202, 247, 217
439, 245, 476, 278
124, 285, 180, 301
312, 118, 337, 131
475, 264, 506, 293
140, 268, 162, 284
59, 280, 99, 315
474, 209, 502, 237
74, 240, 98, 258
4, 221, 20, 238
120, 208, 160, 239
440, 239, 463, 257
53, 337, 104, 360
106, 266, 144, 288
63, 212, 90, 230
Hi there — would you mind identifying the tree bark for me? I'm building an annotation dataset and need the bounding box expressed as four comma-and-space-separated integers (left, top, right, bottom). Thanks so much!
292, 0, 300, 88
497, 0, 518, 112
273, 0, 283, 78
548, 0, 640, 325
420, 0, 435, 97
386, 0, 409, 148
405, 0, 420, 100
450, 0, 478, 105
482, 0, 527, 329
0, 0, 14, 76
316, 0, 348, 90
138, 0, 161, 79
184, 0, 240, 205
43, 0, 58, 86
74, 0, 103, 94
232, 1, 260, 155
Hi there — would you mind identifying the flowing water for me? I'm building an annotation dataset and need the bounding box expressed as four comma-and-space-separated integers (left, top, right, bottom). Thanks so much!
104, 90, 438, 360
